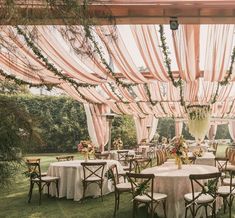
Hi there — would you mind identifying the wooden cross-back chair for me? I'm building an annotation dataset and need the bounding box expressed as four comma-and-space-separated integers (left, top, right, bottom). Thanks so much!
94, 152, 110, 160
56, 155, 74, 162
26, 162, 59, 205
217, 169, 235, 217
108, 164, 131, 217
81, 162, 107, 201
129, 157, 152, 174
25, 158, 47, 176
117, 150, 129, 165
184, 172, 221, 218
126, 172, 167, 218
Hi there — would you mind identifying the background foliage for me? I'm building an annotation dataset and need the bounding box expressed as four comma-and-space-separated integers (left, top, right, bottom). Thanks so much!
1, 94, 232, 154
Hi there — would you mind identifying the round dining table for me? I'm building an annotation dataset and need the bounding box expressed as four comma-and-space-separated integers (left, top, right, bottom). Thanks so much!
45, 159, 124, 201
141, 163, 222, 218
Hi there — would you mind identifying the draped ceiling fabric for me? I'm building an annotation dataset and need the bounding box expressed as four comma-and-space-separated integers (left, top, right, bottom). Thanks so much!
207, 124, 218, 140
134, 115, 158, 143
84, 103, 110, 151
1, 25, 235, 148
175, 121, 183, 138
228, 121, 235, 142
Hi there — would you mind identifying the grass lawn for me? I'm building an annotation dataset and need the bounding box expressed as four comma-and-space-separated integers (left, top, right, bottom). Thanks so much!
0, 145, 235, 218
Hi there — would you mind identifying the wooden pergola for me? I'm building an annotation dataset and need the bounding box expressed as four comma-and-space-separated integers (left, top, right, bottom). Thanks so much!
1, 0, 235, 25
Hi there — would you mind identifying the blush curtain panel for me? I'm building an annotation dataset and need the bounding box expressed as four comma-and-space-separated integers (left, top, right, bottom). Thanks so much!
134, 115, 158, 143
84, 103, 110, 151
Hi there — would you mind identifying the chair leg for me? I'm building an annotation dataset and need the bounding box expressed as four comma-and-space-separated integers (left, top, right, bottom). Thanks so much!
204, 205, 208, 218
213, 201, 217, 218
82, 181, 86, 201
185, 202, 188, 218
38, 182, 42, 205
113, 191, 118, 217
28, 182, 34, 203
223, 197, 227, 214
117, 192, 120, 210
132, 201, 136, 218
56, 180, 59, 198
150, 202, 154, 218
100, 181, 103, 202
163, 199, 167, 218
47, 183, 50, 197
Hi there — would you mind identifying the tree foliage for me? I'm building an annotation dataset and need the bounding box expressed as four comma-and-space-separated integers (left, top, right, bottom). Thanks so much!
0, 95, 40, 188
111, 115, 137, 148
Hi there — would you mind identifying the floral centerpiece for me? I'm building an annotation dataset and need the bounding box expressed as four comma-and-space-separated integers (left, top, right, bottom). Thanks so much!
187, 105, 211, 140
113, 137, 123, 150
169, 136, 188, 169
140, 138, 147, 144
77, 140, 94, 161
193, 147, 204, 157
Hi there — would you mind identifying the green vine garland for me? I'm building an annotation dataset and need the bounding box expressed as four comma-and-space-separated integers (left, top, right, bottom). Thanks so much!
15, 26, 98, 104
0, 69, 56, 91
211, 47, 235, 104
158, 25, 185, 107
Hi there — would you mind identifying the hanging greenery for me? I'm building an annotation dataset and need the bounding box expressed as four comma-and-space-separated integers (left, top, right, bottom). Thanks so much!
15, 25, 98, 104
211, 47, 235, 104
0, 69, 56, 91
158, 25, 185, 107
144, 83, 158, 106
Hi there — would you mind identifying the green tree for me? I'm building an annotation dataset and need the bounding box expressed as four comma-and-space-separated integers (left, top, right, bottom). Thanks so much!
111, 115, 137, 149
0, 95, 40, 188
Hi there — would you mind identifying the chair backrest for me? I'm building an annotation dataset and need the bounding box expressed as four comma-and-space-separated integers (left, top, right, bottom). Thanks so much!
81, 162, 107, 181
26, 162, 42, 180
156, 150, 164, 165
130, 157, 152, 173
108, 164, 119, 187
189, 172, 221, 203
227, 169, 235, 194
95, 152, 110, 160
228, 149, 235, 165
126, 172, 155, 200
26, 158, 41, 163
225, 147, 235, 159
215, 157, 228, 172
117, 150, 129, 160
56, 155, 74, 161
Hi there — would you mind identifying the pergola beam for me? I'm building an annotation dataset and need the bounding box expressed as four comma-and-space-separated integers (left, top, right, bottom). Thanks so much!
0, 0, 235, 25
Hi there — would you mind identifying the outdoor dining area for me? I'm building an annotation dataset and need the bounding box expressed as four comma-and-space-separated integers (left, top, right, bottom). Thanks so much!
2, 1, 235, 218
23, 139, 235, 218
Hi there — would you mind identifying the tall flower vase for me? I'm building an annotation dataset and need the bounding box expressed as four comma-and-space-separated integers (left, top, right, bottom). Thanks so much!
175, 157, 182, 170
83, 152, 89, 162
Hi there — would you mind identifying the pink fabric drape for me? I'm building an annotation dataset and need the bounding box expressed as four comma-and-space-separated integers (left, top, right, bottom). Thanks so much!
173, 25, 200, 81
84, 103, 110, 152
204, 25, 235, 82
134, 115, 158, 143
208, 124, 218, 140
175, 121, 183, 137
228, 121, 235, 142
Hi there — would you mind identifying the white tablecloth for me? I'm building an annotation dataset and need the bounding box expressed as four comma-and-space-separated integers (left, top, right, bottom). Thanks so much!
190, 152, 215, 166
188, 144, 209, 152
141, 164, 221, 218
46, 160, 124, 201
104, 150, 135, 160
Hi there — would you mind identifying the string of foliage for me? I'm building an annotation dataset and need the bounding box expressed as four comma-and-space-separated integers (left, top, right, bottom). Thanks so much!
82, 25, 138, 88
15, 25, 97, 104
0, 69, 56, 91
144, 83, 158, 106
159, 25, 185, 107
211, 47, 235, 104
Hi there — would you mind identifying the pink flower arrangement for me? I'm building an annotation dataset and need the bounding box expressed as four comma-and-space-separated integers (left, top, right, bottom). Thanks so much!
169, 136, 188, 159
77, 140, 94, 154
